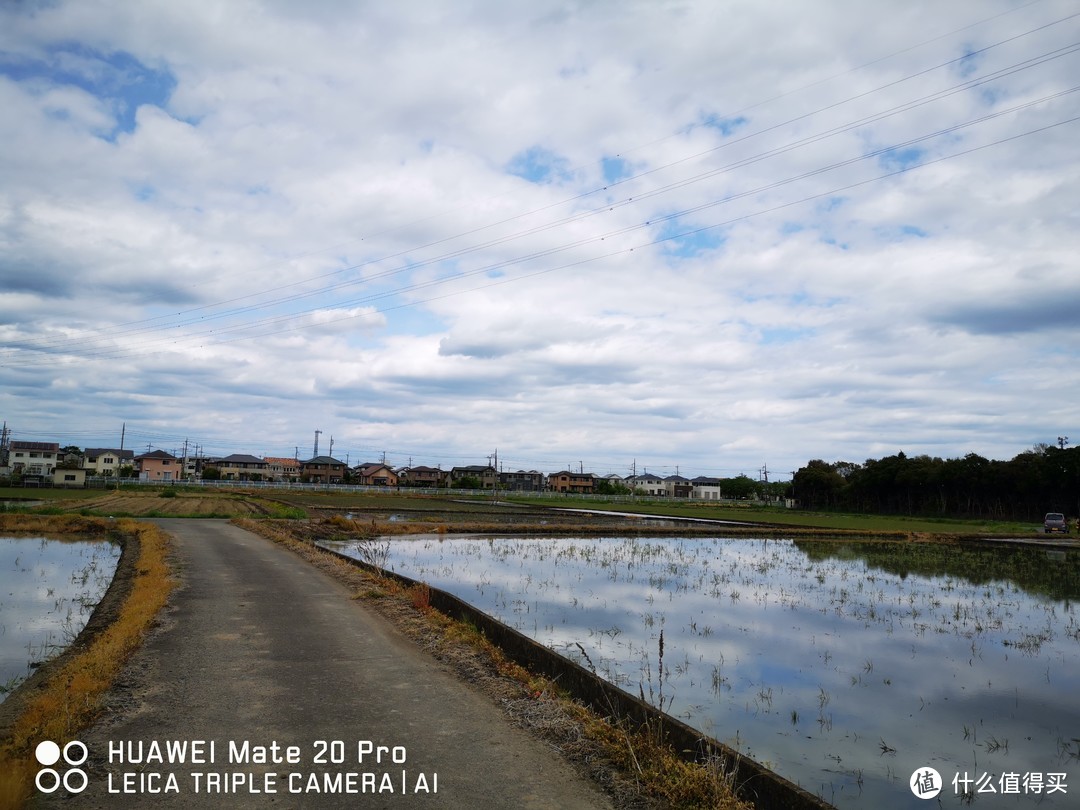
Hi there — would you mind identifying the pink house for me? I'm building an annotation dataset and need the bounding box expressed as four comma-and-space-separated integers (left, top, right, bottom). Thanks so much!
135, 449, 179, 481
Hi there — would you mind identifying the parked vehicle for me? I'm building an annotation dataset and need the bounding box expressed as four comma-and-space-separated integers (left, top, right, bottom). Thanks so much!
1043, 512, 1069, 534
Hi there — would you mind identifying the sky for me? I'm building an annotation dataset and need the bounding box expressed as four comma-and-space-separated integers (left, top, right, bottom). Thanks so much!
1, 0, 1078, 479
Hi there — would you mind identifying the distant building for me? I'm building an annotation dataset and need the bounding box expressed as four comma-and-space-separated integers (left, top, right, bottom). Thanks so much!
53, 468, 87, 488
626, 473, 665, 496
301, 456, 346, 484
263, 456, 301, 481
499, 470, 544, 492
690, 476, 723, 500
354, 463, 398, 487
449, 465, 497, 489
83, 448, 135, 477
397, 465, 447, 488
217, 454, 268, 480
135, 449, 179, 482
10, 441, 60, 479
548, 471, 595, 494
664, 475, 693, 498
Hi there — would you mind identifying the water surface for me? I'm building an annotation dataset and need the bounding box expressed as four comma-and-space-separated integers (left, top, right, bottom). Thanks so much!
329, 535, 1080, 808
0, 536, 121, 698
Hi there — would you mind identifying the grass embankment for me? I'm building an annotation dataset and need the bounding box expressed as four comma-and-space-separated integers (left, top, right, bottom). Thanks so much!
0, 516, 174, 810
237, 516, 752, 810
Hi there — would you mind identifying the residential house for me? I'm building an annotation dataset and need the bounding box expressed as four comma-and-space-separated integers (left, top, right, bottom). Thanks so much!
690, 476, 723, 500
397, 465, 447, 488
83, 448, 135, 477
263, 456, 301, 481
626, 473, 665, 496
301, 455, 346, 484
354, 462, 398, 487
135, 449, 179, 482
217, 454, 268, 481
664, 475, 693, 498
9, 441, 60, 480
499, 470, 544, 492
449, 465, 497, 489
548, 471, 595, 494
196, 456, 223, 479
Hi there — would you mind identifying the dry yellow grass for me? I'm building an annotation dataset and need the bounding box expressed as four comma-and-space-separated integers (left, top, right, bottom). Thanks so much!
0, 517, 173, 810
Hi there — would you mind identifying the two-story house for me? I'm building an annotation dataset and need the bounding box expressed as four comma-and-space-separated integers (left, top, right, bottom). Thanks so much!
263, 456, 301, 481
626, 473, 665, 496
449, 465, 497, 489
217, 454, 268, 480
301, 455, 346, 484
548, 471, 595, 494
664, 475, 693, 498
135, 449, 179, 481
397, 465, 447, 488
9, 441, 60, 480
499, 470, 545, 492
690, 476, 723, 500
353, 463, 398, 487
83, 448, 135, 477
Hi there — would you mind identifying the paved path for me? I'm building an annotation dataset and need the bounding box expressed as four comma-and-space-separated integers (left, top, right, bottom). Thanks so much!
45, 519, 612, 809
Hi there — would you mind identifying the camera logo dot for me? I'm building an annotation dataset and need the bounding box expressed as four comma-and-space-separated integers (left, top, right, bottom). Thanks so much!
35, 740, 88, 794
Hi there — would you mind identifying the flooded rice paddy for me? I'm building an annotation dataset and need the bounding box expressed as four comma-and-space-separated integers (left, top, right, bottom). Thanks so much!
329, 535, 1080, 808
0, 536, 120, 700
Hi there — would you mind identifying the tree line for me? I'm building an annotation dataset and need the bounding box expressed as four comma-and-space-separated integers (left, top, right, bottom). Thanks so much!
792, 445, 1080, 521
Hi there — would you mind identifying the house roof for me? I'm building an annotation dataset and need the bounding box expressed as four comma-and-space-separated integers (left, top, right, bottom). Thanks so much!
354, 462, 391, 473
218, 454, 265, 464
12, 441, 60, 451
85, 448, 135, 459
135, 449, 176, 460
263, 456, 300, 466
302, 456, 344, 465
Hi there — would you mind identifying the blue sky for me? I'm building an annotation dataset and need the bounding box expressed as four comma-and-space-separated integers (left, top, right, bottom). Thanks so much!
0, 0, 1078, 476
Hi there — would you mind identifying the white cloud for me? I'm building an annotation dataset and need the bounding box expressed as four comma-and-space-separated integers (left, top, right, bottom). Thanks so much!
0, 0, 1077, 473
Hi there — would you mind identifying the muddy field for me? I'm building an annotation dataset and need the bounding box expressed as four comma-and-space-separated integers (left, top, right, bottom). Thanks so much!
59, 491, 278, 517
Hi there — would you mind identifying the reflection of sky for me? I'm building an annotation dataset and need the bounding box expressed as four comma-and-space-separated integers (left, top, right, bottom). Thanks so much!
0, 536, 120, 696
331, 536, 1080, 808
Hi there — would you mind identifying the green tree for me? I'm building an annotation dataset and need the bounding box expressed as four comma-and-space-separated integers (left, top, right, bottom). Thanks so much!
792, 460, 845, 509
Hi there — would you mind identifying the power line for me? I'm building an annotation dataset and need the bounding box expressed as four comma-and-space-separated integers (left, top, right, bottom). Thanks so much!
4, 11, 1077, 362
7, 98, 1077, 367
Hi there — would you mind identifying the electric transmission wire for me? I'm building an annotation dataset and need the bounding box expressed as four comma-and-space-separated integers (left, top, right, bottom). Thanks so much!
4, 8, 1077, 362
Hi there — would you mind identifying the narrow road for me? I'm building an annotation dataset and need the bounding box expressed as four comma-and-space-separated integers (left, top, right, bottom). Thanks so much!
45, 519, 612, 809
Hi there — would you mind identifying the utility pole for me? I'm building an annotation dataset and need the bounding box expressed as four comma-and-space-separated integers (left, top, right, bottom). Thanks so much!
328, 435, 334, 459
1059, 436, 1069, 450
313, 429, 322, 458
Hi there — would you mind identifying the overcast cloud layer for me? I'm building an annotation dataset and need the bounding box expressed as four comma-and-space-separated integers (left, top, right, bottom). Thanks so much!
1, 0, 1078, 478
